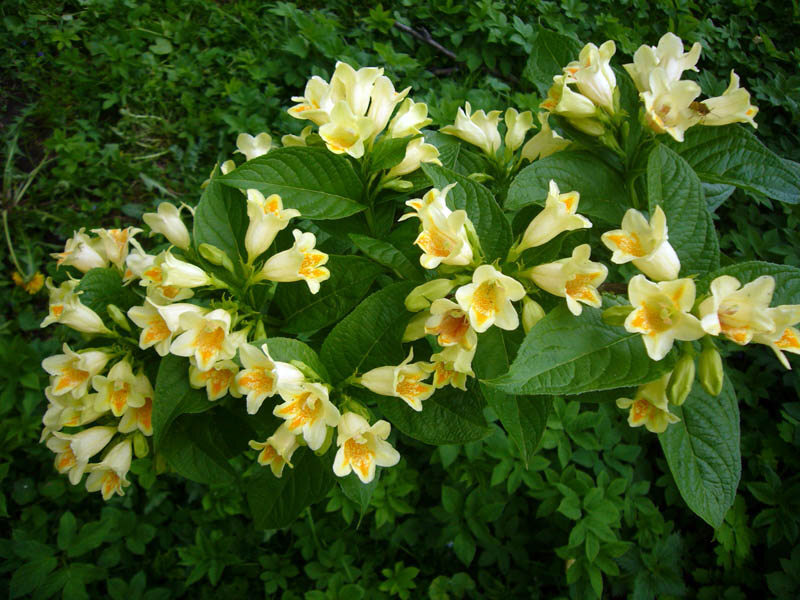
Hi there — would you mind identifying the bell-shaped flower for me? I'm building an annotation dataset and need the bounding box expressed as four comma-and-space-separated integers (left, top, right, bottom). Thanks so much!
427, 357, 468, 390
249, 424, 300, 477
564, 41, 617, 112
601, 206, 680, 281
245, 190, 300, 263
386, 137, 441, 179
46, 435, 86, 483
389, 99, 432, 138
521, 113, 571, 162
616, 374, 680, 433
425, 298, 477, 350
40, 278, 79, 328
91, 227, 141, 271
455, 264, 526, 332
92, 359, 151, 417
169, 309, 238, 371
131, 250, 195, 303
190, 358, 241, 401
52, 228, 108, 273
331, 61, 384, 117
235, 132, 273, 162
274, 382, 340, 451
289, 75, 337, 125
526, 244, 608, 316
698, 275, 776, 344
700, 71, 758, 128
128, 299, 177, 356
234, 343, 304, 415
40, 279, 111, 335
161, 250, 212, 289
85, 439, 132, 500
42, 344, 111, 399
51, 426, 116, 485
281, 125, 314, 147
318, 100, 375, 158
641, 69, 702, 141
42, 386, 103, 431
333, 412, 400, 484
515, 180, 592, 254
367, 75, 410, 137
429, 343, 476, 390
440, 102, 502, 156
753, 305, 800, 369
624, 32, 702, 93
541, 75, 598, 119
504, 108, 534, 153
624, 275, 705, 360
142, 202, 191, 250
118, 397, 153, 436
259, 229, 330, 294
359, 349, 436, 412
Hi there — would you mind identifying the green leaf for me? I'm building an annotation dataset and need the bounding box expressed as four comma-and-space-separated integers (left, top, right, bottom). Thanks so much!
349, 233, 424, 280
219, 147, 366, 219
339, 471, 379, 520
320, 282, 415, 384
522, 29, 583, 95
506, 151, 626, 225
10, 558, 58, 598
246, 448, 334, 529
666, 125, 800, 204
378, 386, 489, 445
473, 327, 550, 466
262, 337, 330, 383
67, 520, 113, 558
370, 135, 414, 172
659, 375, 740, 528
699, 261, 800, 304
425, 131, 490, 175
647, 144, 720, 276
488, 300, 676, 396
57, 511, 77, 552
193, 178, 247, 272
423, 163, 513, 262
76, 268, 140, 322
152, 355, 212, 448
274, 255, 384, 334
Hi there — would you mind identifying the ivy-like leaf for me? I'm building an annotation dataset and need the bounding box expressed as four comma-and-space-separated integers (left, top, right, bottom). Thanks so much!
698, 261, 800, 304
274, 255, 384, 334
423, 163, 513, 262
647, 144, 720, 276
152, 355, 212, 448
659, 375, 740, 529
76, 268, 141, 322
320, 282, 415, 384
219, 147, 366, 219
666, 125, 800, 204
349, 233, 424, 280
522, 29, 583, 95
506, 151, 626, 225
488, 301, 676, 396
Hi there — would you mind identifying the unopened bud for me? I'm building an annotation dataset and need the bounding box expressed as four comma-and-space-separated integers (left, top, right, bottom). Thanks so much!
383, 178, 413, 192
314, 426, 334, 456
198, 243, 236, 274
667, 353, 695, 406
340, 398, 372, 423
133, 432, 150, 458
602, 305, 634, 327
522, 297, 546, 333
403, 310, 430, 342
698, 346, 724, 397
107, 304, 131, 332
405, 279, 456, 312
467, 172, 493, 183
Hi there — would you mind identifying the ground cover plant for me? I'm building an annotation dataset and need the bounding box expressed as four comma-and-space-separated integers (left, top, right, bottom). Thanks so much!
3, 1, 800, 598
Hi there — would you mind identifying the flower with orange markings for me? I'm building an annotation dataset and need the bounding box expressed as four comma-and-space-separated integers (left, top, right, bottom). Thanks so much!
318, 100, 375, 158
624, 275, 705, 361
425, 299, 477, 350
273, 382, 340, 451
616, 374, 679, 433
244, 190, 300, 263
235, 344, 304, 415
428, 343, 476, 390
118, 396, 154, 436
288, 76, 337, 125
42, 344, 111, 399
753, 305, 800, 369
563, 41, 617, 112
601, 206, 680, 281
698, 275, 775, 345
92, 359, 151, 417
700, 71, 758, 128
51, 228, 108, 273
128, 300, 181, 356
526, 245, 607, 316
169, 309, 239, 372
42, 387, 103, 432
249, 424, 300, 477
91, 227, 142, 270
50, 426, 116, 485
359, 349, 435, 412
39, 277, 110, 335
455, 264, 526, 332
190, 359, 241, 401
85, 439, 132, 500
333, 412, 400, 484
259, 229, 330, 294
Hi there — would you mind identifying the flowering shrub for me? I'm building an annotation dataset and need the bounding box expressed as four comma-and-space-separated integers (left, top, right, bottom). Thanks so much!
39, 32, 800, 538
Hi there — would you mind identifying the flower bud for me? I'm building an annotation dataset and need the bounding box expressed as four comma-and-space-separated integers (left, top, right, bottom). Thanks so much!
667, 353, 695, 406
402, 310, 430, 342
198, 243, 236, 274
383, 178, 413, 191
404, 279, 456, 312
339, 397, 372, 422
162, 251, 212, 288
107, 304, 131, 332
698, 346, 724, 397
133, 431, 150, 458
522, 297, 546, 333
602, 305, 634, 327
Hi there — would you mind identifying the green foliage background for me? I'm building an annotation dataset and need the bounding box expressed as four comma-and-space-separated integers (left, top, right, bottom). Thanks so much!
2, 0, 799, 598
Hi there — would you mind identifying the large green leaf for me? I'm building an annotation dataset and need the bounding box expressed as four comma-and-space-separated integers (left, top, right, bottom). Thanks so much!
423, 163, 513, 262
76, 268, 140, 322
647, 144, 720, 276
320, 282, 416, 384
378, 385, 489, 445
488, 300, 676, 396
425, 131, 490, 175
698, 261, 800, 304
193, 178, 248, 270
219, 147, 366, 219
659, 376, 740, 529
522, 29, 583, 95
246, 448, 334, 529
152, 355, 212, 448
506, 151, 627, 225
666, 125, 800, 204
349, 233, 425, 280
473, 327, 551, 466
274, 255, 384, 334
